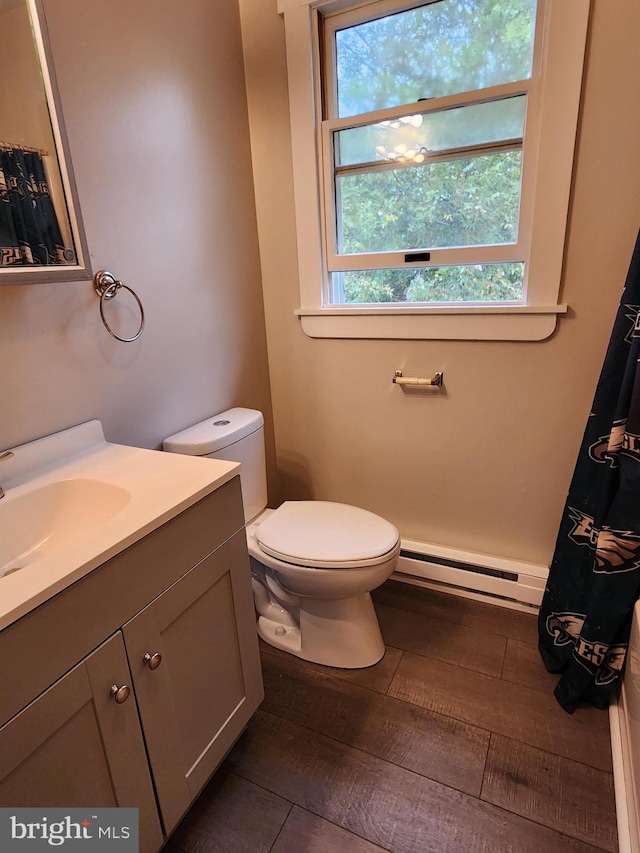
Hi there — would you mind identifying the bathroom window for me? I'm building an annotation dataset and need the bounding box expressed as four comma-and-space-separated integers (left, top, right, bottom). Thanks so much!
278, 0, 590, 340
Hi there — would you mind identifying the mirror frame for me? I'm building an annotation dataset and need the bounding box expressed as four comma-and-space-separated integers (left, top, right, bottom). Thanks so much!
0, 0, 92, 286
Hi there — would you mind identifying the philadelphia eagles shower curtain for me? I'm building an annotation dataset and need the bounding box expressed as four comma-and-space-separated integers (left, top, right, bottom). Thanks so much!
539, 230, 640, 713
0, 147, 66, 267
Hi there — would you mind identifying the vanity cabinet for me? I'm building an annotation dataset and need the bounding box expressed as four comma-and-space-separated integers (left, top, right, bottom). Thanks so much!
0, 633, 163, 852
122, 530, 261, 835
0, 477, 263, 852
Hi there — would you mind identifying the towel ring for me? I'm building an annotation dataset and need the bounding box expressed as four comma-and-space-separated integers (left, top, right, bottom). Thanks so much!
94, 270, 145, 343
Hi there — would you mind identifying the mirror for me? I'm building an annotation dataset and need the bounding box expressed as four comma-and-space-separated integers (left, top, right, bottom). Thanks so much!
0, 0, 91, 284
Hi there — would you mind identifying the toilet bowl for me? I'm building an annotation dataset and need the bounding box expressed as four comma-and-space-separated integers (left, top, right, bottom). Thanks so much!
248, 502, 400, 667
163, 408, 400, 668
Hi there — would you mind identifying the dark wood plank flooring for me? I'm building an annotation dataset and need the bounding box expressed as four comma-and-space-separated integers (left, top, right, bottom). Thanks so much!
168, 580, 618, 853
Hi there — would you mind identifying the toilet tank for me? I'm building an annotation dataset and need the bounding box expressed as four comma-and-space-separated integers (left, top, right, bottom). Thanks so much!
163, 408, 267, 524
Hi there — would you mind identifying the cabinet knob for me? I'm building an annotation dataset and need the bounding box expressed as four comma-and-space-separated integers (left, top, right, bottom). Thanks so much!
110, 684, 131, 704
143, 652, 162, 670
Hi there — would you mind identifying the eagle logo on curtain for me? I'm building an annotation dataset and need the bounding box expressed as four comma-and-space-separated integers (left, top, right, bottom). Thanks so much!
546, 613, 627, 685
588, 418, 626, 467
594, 644, 627, 684
595, 528, 640, 573
566, 507, 640, 573
546, 612, 585, 646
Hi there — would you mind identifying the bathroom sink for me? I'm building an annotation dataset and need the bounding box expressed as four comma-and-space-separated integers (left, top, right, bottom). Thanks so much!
0, 479, 131, 578
0, 420, 241, 630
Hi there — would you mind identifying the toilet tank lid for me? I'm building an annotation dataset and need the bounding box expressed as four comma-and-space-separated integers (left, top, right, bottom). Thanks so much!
163, 408, 263, 455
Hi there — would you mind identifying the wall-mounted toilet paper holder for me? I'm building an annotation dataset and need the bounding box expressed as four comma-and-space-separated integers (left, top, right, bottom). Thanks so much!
393, 370, 444, 387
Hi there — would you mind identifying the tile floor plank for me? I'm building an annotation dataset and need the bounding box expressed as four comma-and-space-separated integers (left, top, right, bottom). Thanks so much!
260, 640, 403, 695
373, 581, 539, 645
169, 766, 291, 853
260, 648, 489, 797
377, 602, 507, 676
272, 807, 390, 852
482, 734, 618, 853
501, 637, 563, 694
228, 710, 609, 853
388, 651, 612, 772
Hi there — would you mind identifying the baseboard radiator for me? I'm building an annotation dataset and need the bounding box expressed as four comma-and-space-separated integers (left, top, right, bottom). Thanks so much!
393, 538, 549, 608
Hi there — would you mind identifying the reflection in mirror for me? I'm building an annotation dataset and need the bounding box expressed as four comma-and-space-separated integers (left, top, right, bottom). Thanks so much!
0, 0, 90, 283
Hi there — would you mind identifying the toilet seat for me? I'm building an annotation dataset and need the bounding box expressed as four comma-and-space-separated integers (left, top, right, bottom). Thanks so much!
254, 501, 400, 569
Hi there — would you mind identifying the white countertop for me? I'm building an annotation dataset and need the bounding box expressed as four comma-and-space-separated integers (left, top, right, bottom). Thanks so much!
0, 421, 240, 630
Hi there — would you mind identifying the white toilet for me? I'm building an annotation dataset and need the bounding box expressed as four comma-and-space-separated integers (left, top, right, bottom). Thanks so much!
163, 408, 400, 668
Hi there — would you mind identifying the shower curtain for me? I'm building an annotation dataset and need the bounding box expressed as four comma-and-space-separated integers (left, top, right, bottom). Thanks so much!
0, 147, 66, 266
539, 230, 640, 713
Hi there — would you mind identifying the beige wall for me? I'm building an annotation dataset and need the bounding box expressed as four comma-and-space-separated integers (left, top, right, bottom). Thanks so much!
0, 1, 273, 466
239, 0, 640, 566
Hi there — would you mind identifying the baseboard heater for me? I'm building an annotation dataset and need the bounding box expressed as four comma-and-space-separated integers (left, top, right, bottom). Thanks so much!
394, 538, 549, 608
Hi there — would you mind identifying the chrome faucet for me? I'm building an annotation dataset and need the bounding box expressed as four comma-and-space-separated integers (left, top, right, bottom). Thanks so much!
0, 450, 14, 498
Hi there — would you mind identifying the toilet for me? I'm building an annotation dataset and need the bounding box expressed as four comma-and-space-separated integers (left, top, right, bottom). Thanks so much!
163, 408, 400, 668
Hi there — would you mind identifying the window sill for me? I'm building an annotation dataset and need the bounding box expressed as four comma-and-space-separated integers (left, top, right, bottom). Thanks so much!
294, 304, 568, 340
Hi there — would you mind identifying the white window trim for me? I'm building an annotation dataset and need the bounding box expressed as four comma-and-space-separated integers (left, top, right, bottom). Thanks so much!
278, 0, 590, 340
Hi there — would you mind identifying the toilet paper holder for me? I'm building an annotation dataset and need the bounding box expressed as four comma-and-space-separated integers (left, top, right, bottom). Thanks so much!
393, 369, 444, 387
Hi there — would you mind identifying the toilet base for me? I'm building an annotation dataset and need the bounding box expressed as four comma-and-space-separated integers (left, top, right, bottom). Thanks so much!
257, 592, 385, 669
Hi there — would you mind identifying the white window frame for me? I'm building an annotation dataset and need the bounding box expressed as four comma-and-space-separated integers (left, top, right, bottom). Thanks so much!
278, 0, 590, 341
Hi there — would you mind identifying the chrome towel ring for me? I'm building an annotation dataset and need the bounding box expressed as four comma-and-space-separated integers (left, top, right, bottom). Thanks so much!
93, 270, 145, 343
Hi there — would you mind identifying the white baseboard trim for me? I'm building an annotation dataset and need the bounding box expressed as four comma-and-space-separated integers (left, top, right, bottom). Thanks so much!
393, 537, 547, 609
389, 572, 539, 613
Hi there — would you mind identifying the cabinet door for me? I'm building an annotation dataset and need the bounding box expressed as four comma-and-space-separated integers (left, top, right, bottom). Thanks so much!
122, 530, 263, 834
0, 632, 163, 853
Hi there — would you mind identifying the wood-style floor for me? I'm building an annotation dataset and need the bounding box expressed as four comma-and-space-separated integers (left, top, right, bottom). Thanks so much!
166, 580, 618, 853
